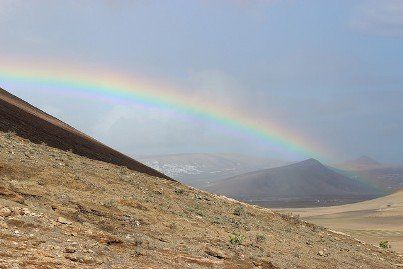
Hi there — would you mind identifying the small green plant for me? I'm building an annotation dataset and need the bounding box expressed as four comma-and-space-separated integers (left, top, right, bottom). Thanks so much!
174, 189, 185, 195
212, 217, 222, 224
5, 131, 16, 139
379, 241, 391, 249
233, 205, 244, 216
169, 222, 177, 230
256, 234, 266, 243
229, 234, 244, 245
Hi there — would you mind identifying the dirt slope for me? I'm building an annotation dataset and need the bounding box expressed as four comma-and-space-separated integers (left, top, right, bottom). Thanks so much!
0, 132, 402, 268
0, 88, 169, 180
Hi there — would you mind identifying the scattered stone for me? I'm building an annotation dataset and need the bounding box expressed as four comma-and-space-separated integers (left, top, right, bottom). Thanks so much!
0, 207, 12, 217
57, 217, 72, 225
318, 250, 324, 256
65, 254, 97, 264
64, 246, 77, 253
205, 247, 226, 259
0, 221, 8, 229
19, 207, 31, 215
65, 254, 78, 262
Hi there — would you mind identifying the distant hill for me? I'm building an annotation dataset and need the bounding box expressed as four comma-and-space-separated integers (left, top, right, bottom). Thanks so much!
352, 167, 403, 192
139, 153, 287, 188
337, 156, 403, 192
338, 155, 381, 171
0, 87, 169, 180
207, 159, 382, 207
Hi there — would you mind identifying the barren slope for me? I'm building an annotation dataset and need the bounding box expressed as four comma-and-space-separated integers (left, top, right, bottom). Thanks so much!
0, 132, 402, 268
0, 88, 169, 180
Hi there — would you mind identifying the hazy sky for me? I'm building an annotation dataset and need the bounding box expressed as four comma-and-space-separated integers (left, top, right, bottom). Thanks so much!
1, 0, 402, 163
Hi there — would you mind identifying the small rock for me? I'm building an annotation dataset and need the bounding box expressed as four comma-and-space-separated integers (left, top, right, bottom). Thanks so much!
318, 250, 324, 256
0, 207, 12, 217
64, 246, 77, 253
205, 247, 226, 259
18, 207, 31, 215
57, 217, 72, 225
65, 254, 96, 264
65, 254, 78, 262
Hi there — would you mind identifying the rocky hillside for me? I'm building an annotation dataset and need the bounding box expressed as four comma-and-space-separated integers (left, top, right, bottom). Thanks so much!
0, 132, 402, 268
0, 88, 169, 180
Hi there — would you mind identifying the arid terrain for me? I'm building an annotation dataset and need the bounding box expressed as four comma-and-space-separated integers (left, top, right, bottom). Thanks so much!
1, 133, 403, 268
283, 189, 403, 253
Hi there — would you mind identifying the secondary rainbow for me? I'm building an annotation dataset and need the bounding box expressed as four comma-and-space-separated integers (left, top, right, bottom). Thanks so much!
0, 59, 329, 160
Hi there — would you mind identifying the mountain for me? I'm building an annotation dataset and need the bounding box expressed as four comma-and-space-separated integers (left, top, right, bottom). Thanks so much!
352, 167, 403, 192
207, 159, 382, 207
337, 156, 403, 192
338, 156, 381, 171
0, 88, 169, 180
139, 153, 287, 188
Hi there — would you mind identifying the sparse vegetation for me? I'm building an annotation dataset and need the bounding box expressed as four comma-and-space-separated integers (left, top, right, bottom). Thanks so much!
233, 205, 244, 216
174, 189, 185, 195
212, 217, 222, 224
256, 234, 266, 243
229, 234, 244, 245
379, 241, 391, 249
5, 131, 15, 139
169, 222, 177, 230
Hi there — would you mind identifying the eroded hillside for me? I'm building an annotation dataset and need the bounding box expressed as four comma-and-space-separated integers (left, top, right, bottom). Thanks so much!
0, 132, 402, 268
0, 88, 169, 180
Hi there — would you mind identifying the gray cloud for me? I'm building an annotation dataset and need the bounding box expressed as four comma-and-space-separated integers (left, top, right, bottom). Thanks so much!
1, 1, 403, 163
351, 0, 403, 37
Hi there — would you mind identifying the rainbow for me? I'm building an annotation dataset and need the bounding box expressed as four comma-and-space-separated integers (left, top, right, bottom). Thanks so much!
0, 58, 331, 160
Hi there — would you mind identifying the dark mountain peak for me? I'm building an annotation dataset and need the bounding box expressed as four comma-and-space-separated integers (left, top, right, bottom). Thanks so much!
208, 156, 380, 208
288, 158, 324, 169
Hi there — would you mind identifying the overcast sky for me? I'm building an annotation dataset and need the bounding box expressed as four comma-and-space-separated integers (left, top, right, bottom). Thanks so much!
1, 0, 402, 163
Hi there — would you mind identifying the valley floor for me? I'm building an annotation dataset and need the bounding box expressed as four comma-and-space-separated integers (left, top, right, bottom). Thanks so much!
282, 189, 403, 253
